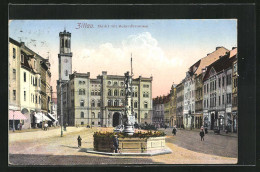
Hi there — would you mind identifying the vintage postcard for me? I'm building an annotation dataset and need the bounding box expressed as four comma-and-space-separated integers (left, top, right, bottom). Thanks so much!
8, 18, 238, 165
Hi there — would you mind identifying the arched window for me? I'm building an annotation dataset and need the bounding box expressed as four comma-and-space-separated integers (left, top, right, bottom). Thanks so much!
65, 39, 68, 47
91, 90, 94, 96
81, 112, 84, 118
97, 100, 101, 107
114, 89, 118, 96
144, 101, 148, 108
92, 112, 95, 118
114, 100, 119, 106
120, 90, 124, 96
144, 113, 148, 119
91, 100, 95, 107
82, 89, 85, 95
98, 90, 101, 96
80, 100, 84, 107
134, 102, 138, 108
135, 92, 138, 97
61, 39, 64, 48
108, 89, 112, 96
95, 90, 98, 96
135, 113, 137, 118
65, 70, 68, 76
79, 89, 82, 95
98, 112, 101, 118
108, 100, 112, 106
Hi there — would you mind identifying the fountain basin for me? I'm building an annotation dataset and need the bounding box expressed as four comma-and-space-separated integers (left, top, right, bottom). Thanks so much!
94, 136, 166, 153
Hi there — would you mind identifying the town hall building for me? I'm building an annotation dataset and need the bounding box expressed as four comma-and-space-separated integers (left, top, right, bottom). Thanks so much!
57, 30, 153, 127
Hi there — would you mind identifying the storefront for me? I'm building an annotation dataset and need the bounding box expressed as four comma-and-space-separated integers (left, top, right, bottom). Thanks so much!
203, 111, 209, 128
34, 112, 51, 128
218, 111, 225, 131
9, 110, 27, 130
195, 113, 203, 129
232, 111, 237, 133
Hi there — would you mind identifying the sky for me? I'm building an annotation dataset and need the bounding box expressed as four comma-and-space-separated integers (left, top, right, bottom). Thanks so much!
9, 20, 237, 98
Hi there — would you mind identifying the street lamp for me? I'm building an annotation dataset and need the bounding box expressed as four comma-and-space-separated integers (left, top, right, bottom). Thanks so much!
12, 111, 15, 132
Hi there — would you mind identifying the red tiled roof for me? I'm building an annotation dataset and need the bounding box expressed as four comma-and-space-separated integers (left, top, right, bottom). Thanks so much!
193, 47, 229, 76
203, 53, 237, 82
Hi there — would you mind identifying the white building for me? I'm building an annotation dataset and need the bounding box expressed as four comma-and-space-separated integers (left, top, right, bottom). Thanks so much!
183, 47, 229, 129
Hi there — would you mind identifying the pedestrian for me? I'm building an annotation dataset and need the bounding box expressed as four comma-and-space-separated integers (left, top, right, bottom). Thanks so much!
200, 129, 205, 141
205, 127, 208, 134
44, 123, 48, 130
172, 126, 177, 136
113, 135, 119, 153
77, 135, 82, 148
17, 123, 20, 130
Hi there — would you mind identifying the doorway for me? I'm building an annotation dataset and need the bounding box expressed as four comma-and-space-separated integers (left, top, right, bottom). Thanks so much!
113, 112, 120, 127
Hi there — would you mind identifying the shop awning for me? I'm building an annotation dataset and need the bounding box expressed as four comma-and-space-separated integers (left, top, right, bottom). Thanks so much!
34, 113, 51, 123
47, 113, 57, 122
9, 110, 27, 120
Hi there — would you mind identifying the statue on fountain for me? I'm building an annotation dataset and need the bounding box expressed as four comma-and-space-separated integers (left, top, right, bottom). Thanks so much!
123, 71, 135, 135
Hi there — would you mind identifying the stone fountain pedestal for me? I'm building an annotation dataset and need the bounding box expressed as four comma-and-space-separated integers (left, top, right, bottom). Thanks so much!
91, 135, 172, 156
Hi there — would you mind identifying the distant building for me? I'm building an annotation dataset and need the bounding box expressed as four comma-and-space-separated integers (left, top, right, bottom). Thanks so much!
152, 96, 165, 128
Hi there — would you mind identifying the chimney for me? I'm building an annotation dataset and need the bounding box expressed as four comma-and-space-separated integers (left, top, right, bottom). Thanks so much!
207, 53, 211, 56
232, 47, 237, 50
216, 46, 221, 50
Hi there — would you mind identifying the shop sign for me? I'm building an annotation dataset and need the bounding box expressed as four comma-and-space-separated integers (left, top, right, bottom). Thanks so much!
226, 107, 232, 113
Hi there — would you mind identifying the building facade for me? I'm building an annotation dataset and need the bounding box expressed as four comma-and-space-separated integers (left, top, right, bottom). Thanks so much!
183, 47, 229, 129
62, 72, 153, 127
231, 49, 238, 133
57, 30, 73, 126
202, 50, 237, 132
176, 82, 184, 128
152, 96, 165, 128
9, 38, 52, 129
169, 84, 177, 127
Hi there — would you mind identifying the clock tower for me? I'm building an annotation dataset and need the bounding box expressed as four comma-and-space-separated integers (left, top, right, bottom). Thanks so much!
58, 30, 72, 81
57, 30, 72, 127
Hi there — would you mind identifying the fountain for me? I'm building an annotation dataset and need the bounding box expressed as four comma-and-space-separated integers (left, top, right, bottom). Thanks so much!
90, 57, 172, 156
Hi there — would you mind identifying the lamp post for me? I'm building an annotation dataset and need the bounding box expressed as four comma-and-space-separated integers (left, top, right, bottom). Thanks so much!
12, 111, 15, 132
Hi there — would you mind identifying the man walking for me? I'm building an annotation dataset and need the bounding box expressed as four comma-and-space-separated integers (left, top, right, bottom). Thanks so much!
113, 135, 119, 153
77, 135, 82, 148
172, 125, 177, 136
200, 129, 205, 141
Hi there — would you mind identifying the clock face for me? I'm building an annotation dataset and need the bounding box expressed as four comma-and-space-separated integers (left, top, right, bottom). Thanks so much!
64, 59, 68, 63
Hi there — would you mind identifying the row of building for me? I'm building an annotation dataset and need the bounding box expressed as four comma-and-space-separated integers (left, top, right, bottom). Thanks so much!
153, 47, 238, 133
9, 38, 57, 130
56, 30, 153, 127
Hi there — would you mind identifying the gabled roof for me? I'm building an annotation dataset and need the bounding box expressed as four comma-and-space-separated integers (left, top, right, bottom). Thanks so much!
194, 47, 229, 76
203, 52, 237, 82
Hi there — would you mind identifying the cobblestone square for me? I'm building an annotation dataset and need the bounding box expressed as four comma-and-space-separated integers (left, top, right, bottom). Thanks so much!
9, 127, 237, 165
